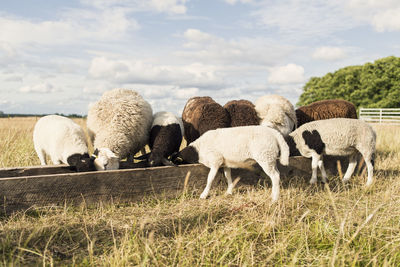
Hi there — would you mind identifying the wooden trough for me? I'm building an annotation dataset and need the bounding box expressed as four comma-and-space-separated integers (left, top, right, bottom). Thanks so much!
0, 156, 353, 213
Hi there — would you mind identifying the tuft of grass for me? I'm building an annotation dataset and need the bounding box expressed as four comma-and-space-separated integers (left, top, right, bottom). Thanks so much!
1, 119, 400, 265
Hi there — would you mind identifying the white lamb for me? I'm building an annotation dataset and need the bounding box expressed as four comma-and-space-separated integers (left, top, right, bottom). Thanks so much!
87, 88, 153, 170
286, 118, 376, 186
173, 125, 289, 202
255, 95, 297, 136
33, 115, 93, 171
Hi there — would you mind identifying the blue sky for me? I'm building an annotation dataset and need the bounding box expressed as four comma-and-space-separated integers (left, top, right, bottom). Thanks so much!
1, 0, 400, 115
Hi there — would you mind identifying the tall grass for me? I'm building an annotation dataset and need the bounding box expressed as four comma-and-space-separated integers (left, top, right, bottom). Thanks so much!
1, 118, 400, 265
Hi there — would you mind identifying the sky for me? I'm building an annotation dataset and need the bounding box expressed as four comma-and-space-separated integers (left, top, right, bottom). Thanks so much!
1, 0, 400, 116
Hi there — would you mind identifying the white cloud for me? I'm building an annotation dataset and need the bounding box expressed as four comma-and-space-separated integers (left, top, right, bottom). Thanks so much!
183, 29, 213, 43
80, 0, 188, 14
19, 82, 57, 93
179, 29, 295, 66
312, 46, 346, 61
174, 87, 199, 99
0, 8, 138, 47
268, 63, 305, 84
88, 56, 225, 88
372, 8, 400, 32
345, 0, 400, 32
148, 0, 188, 14
223, 0, 253, 5
252, 1, 356, 37
4, 75, 23, 82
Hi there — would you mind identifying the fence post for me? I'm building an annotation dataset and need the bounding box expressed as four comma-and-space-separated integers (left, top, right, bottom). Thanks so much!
380, 109, 382, 123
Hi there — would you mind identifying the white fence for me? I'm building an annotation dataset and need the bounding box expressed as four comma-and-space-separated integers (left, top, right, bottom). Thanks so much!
359, 108, 400, 124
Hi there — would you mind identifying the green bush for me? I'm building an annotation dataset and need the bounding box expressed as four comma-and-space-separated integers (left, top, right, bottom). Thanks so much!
298, 56, 400, 109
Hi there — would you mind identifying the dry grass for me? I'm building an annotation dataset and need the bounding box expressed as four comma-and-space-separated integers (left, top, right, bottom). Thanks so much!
1, 117, 400, 265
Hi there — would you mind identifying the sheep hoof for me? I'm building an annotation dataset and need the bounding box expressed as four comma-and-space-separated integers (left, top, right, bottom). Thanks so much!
365, 181, 374, 187
309, 179, 317, 185
200, 193, 208, 199
271, 197, 278, 204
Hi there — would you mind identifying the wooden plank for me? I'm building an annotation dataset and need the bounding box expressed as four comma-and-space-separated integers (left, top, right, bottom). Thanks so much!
0, 161, 148, 179
0, 165, 75, 178
0, 156, 354, 213
0, 164, 209, 213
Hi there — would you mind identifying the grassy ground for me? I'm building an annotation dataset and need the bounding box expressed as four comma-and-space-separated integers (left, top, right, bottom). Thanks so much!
1, 118, 400, 265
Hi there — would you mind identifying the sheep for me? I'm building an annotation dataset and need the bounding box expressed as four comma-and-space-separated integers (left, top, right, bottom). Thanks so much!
181, 96, 231, 143
33, 115, 93, 172
87, 88, 153, 170
223, 99, 260, 127
172, 125, 289, 202
285, 118, 376, 186
295, 99, 357, 127
137, 111, 184, 167
254, 95, 297, 136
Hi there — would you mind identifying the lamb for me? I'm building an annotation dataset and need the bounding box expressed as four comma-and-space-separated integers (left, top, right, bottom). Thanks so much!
33, 115, 93, 172
181, 96, 231, 143
87, 88, 153, 170
296, 99, 357, 127
254, 95, 297, 136
172, 125, 289, 202
285, 118, 376, 186
137, 111, 184, 167
223, 99, 260, 127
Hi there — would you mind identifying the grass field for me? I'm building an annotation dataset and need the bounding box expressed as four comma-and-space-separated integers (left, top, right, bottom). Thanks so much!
1, 117, 400, 266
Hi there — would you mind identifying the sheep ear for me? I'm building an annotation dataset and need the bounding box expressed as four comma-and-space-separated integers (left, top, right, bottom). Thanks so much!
67, 154, 81, 167
162, 157, 177, 167
170, 152, 183, 164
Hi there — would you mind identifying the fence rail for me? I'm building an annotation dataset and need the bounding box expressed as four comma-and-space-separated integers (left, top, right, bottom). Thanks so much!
359, 108, 400, 124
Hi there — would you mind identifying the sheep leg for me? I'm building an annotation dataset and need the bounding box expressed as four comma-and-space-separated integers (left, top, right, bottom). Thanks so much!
317, 159, 328, 183
200, 166, 219, 199
365, 159, 374, 186
259, 163, 280, 203
36, 149, 47, 165
224, 167, 234, 195
51, 157, 62, 165
342, 154, 357, 183
310, 154, 320, 184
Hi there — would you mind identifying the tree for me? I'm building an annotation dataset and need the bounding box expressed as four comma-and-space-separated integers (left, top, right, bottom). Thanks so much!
297, 56, 400, 109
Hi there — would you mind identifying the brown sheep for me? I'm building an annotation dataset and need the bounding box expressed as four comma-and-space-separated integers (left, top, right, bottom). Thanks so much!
295, 99, 357, 127
182, 96, 231, 144
223, 99, 260, 127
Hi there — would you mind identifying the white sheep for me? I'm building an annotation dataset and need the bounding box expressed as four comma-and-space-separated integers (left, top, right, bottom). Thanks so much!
173, 125, 289, 202
87, 88, 153, 170
33, 115, 93, 171
137, 111, 184, 167
286, 118, 376, 186
254, 95, 297, 136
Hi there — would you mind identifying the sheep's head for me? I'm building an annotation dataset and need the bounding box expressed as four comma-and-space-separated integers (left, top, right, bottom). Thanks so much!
67, 153, 96, 172
92, 148, 120, 170
260, 114, 294, 137
171, 146, 199, 165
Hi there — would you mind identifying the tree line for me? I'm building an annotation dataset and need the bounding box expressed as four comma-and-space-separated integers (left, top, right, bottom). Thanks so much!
297, 56, 400, 109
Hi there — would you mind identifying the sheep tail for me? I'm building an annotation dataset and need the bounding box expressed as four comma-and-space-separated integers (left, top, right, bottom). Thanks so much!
273, 130, 290, 166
